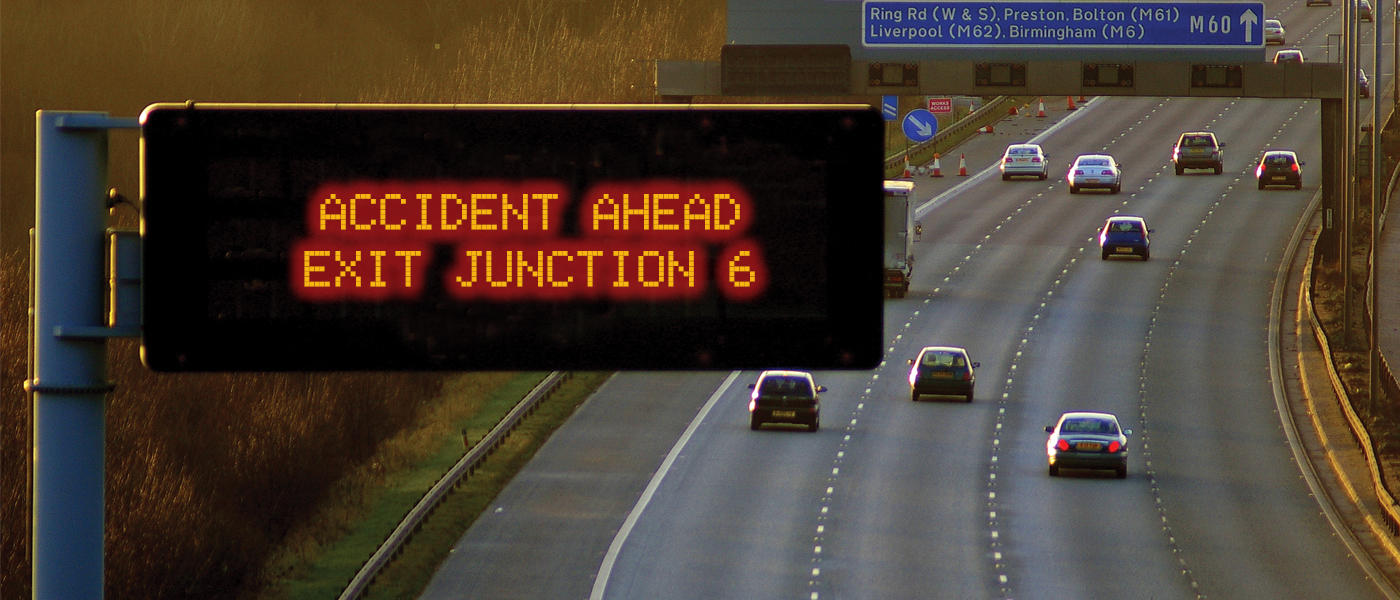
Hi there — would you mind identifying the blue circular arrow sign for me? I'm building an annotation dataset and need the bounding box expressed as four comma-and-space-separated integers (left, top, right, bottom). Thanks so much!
902, 109, 938, 143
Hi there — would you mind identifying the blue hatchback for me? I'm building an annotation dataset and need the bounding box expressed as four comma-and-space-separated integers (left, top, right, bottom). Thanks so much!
907, 346, 979, 402
1098, 215, 1152, 261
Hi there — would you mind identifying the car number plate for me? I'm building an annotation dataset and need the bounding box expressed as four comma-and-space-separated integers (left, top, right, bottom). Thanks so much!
772, 410, 796, 418
931, 372, 955, 379
1116, 247, 1133, 252
1075, 441, 1103, 451
1272, 176, 1286, 181
1086, 178, 1100, 183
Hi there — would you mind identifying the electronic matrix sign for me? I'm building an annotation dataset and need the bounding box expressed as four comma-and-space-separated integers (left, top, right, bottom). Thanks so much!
141, 104, 883, 371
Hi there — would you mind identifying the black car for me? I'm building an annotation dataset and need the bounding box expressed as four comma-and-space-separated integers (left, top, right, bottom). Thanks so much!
1099, 216, 1152, 260
1046, 411, 1131, 478
1256, 150, 1304, 190
748, 370, 823, 431
907, 346, 979, 402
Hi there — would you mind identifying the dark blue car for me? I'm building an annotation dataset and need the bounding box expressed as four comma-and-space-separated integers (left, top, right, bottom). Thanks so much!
1099, 215, 1152, 261
1046, 411, 1131, 478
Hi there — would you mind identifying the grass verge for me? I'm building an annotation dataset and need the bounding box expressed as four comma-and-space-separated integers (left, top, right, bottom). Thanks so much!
270, 371, 613, 600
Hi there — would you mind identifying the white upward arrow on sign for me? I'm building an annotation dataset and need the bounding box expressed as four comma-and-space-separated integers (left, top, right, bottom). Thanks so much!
1240, 9, 1258, 43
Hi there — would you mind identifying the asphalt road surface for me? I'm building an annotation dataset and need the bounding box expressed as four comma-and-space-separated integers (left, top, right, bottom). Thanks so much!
419, 3, 1398, 598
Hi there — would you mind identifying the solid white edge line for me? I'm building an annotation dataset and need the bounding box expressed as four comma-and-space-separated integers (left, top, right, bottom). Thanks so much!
1269, 191, 1400, 600
914, 97, 1101, 220
589, 370, 743, 600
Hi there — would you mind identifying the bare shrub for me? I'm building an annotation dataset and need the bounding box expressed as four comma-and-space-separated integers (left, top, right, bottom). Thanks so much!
1, 251, 31, 600
363, 0, 723, 104
3, 1, 723, 598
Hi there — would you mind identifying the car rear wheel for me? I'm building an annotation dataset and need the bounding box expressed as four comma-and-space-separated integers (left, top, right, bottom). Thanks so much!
1101, 249, 1110, 260
750, 414, 762, 430
1258, 180, 1266, 190
807, 415, 820, 432
1142, 249, 1150, 261
1214, 164, 1223, 174
1115, 466, 1127, 479
1048, 464, 1059, 476
1175, 164, 1184, 175
1111, 184, 1121, 194
1069, 185, 1079, 194
1295, 182, 1303, 190
1038, 172, 1047, 180
1002, 173, 1010, 181
911, 390, 920, 401
964, 392, 974, 403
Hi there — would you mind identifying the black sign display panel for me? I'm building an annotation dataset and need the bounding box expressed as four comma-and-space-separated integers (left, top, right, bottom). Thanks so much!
141, 104, 884, 371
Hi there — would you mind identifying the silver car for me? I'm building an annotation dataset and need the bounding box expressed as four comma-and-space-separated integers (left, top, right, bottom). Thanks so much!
1000, 143, 1049, 180
1263, 19, 1285, 44
1067, 154, 1122, 194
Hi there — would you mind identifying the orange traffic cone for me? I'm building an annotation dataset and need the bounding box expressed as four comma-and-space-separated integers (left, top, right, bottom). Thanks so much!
1009, 104, 1019, 115
980, 124, 994, 133
1066, 95, 1078, 110
931, 153, 944, 177
1036, 98, 1047, 118
958, 154, 968, 176
902, 155, 913, 178
1078, 94, 1088, 103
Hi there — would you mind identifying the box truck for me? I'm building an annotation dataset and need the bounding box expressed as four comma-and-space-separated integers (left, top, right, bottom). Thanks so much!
883, 180, 914, 298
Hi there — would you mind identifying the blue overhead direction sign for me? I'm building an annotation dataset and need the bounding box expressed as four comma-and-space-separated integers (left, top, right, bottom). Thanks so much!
863, 1, 1266, 49
902, 108, 938, 142
883, 95, 899, 120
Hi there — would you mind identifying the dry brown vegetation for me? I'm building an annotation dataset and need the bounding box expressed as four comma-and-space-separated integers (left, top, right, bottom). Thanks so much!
1, 0, 723, 598
1311, 157, 1400, 492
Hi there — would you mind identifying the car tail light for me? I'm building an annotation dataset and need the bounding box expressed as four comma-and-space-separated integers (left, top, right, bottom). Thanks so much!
1291, 163, 1299, 173
1074, 169, 1084, 175
1004, 157, 1014, 163
1030, 157, 1041, 163
1056, 439, 1070, 451
749, 400, 756, 412
963, 371, 973, 381
1109, 440, 1121, 452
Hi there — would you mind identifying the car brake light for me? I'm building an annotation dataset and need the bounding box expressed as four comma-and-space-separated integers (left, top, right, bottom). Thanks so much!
1030, 157, 1041, 163
1004, 157, 1014, 163
1056, 439, 1070, 451
1109, 440, 1121, 452
1291, 164, 1299, 173
1074, 169, 1084, 175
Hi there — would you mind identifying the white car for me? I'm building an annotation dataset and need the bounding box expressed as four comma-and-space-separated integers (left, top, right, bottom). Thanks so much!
1000, 143, 1049, 180
1263, 20, 1285, 45
1067, 154, 1122, 194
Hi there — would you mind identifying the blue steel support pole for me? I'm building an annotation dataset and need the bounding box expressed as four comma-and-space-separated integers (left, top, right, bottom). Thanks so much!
30, 111, 137, 600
